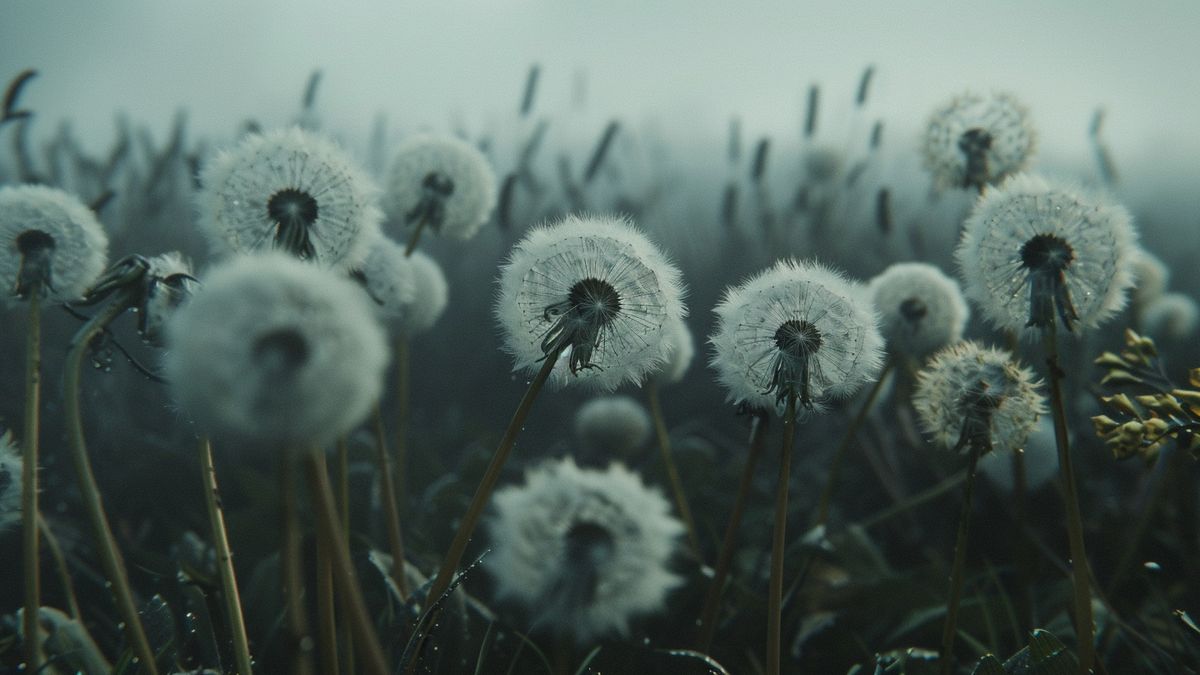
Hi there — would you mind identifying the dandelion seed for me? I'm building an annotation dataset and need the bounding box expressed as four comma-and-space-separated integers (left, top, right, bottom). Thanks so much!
496, 214, 686, 392
710, 259, 883, 415
381, 134, 497, 247
0, 184, 108, 304
913, 341, 1045, 454
922, 92, 1035, 191
164, 253, 388, 448
485, 457, 684, 643
868, 262, 969, 359
957, 174, 1136, 334
198, 127, 380, 268
575, 396, 652, 457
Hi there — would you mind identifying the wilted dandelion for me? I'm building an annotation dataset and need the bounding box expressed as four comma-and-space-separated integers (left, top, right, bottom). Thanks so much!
497, 213, 686, 391
0, 184, 108, 304
957, 173, 1136, 334
164, 252, 388, 448
381, 134, 497, 254
0, 430, 20, 534
486, 457, 684, 643
922, 91, 1035, 192
710, 259, 883, 414
1139, 292, 1198, 341
198, 127, 381, 268
78, 251, 199, 347
868, 262, 969, 360
575, 395, 652, 457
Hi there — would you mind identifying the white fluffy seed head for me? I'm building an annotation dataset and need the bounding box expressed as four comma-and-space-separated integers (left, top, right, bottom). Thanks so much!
140, 251, 199, 346
1127, 247, 1170, 311
1139, 292, 1199, 342
496, 214, 687, 392
956, 173, 1137, 334
382, 134, 497, 242
575, 396, 653, 456
653, 315, 696, 385
404, 250, 449, 335
357, 235, 417, 333
197, 127, 381, 269
0, 430, 21, 534
868, 262, 969, 359
485, 457, 684, 643
913, 341, 1046, 453
922, 91, 1035, 190
709, 259, 884, 416
0, 184, 108, 306
164, 252, 388, 449
978, 416, 1059, 493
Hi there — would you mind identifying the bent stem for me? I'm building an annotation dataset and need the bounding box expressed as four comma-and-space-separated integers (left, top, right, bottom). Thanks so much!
303, 451, 391, 675
38, 514, 81, 620
403, 213, 430, 257
64, 294, 160, 675
198, 438, 253, 675
426, 345, 563, 607
646, 380, 703, 561
767, 393, 798, 675
938, 442, 983, 675
696, 411, 767, 651
813, 358, 893, 527
1042, 326, 1096, 672
22, 288, 42, 671
372, 404, 409, 600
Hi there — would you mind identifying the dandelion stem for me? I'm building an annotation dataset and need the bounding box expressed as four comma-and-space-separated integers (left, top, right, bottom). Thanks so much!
37, 514, 80, 620
768, 393, 798, 675
394, 336, 411, 514
64, 293, 160, 675
372, 404, 410, 600
22, 287, 43, 671
813, 358, 894, 527
336, 437, 350, 538
646, 380, 703, 561
696, 411, 767, 651
939, 441, 983, 675
1043, 326, 1096, 673
404, 213, 429, 257
303, 450, 392, 675
314, 458, 341, 675
198, 438, 253, 675
427, 345, 563, 609
280, 454, 315, 675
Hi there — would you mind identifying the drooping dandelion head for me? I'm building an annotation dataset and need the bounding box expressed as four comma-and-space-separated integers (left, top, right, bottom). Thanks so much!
0, 184, 109, 305
922, 91, 1035, 191
710, 259, 884, 415
355, 235, 417, 333
382, 134, 497, 242
957, 174, 1136, 334
913, 341, 1045, 454
0, 430, 21, 534
163, 253, 388, 448
868, 262, 969, 359
198, 127, 381, 269
575, 395, 652, 457
497, 214, 686, 391
485, 458, 684, 643
139, 252, 199, 346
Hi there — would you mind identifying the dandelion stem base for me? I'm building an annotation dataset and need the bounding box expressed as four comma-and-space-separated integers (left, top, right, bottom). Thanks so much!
939, 442, 983, 675
768, 394, 797, 675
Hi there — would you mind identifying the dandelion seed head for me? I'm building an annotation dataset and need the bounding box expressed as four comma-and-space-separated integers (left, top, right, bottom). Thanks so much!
653, 315, 695, 385
1128, 247, 1169, 310
575, 395, 652, 457
486, 457, 683, 643
404, 250, 448, 335
0, 184, 108, 305
164, 252, 388, 448
923, 91, 1035, 190
382, 134, 496, 242
913, 341, 1045, 453
198, 127, 381, 269
956, 173, 1136, 334
496, 214, 686, 392
356, 235, 417, 333
868, 262, 969, 359
0, 430, 21, 533
140, 252, 199, 346
1140, 292, 1198, 342
710, 259, 883, 415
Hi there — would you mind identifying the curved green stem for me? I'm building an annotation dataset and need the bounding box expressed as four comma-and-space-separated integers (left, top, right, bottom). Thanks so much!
38, 514, 81, 620
767, 393, 798, 675
64, 293, 160, 675
939, 442, 983, 675
22, 288, 42, 671
198, 438, 253, 674
646, 380, 703, 561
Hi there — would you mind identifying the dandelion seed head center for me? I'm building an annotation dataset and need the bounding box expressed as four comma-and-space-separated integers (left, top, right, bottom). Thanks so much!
899, 297, 928, 323
1020, 233, 1074, 274
568, 277, 622, 323
422, 171, 456, 197
958, 127, 993, 154
266, 188, 319, 228
15, 229, 55, 256
565, 520, 616, 562
774, 319, 822, 356
252, 327, 310, 372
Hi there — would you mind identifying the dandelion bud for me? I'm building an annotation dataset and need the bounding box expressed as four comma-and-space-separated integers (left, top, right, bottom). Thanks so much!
382, 134, 497, 242
198, 127, 381, 269
867, 262, 969, 359
575, 396, 652, 457
0, 430, 21, 534
922, 92, 1035, 191
1093, 352, 1130, 369
139, 252, 199, 346
957, 174, 1136, 334
0, 184, 108, 305
1092, 415, 1120, 435
164, 253, 388, 448
485, 458, 683, 643
1102, 393, 1141, 418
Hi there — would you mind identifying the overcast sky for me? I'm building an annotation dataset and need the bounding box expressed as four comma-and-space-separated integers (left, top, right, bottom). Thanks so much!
2, 1, 1198, 171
